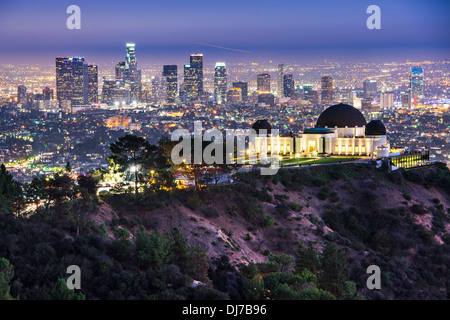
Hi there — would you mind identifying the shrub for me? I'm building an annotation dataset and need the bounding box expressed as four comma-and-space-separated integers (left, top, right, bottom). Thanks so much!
287, 202, 303, 213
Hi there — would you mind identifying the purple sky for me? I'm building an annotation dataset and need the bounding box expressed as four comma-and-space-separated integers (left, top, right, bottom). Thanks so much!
0, 0, 449, 65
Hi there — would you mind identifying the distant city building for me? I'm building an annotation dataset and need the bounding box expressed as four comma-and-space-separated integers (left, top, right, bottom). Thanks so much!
257, 73, 271, 93
214, 62, 227, 104
380, 92, 394, 109
56, 57, 98, 107
283, 74, 294, 97
55, 57, 73, 105
115, 61, 127, 82
42, 87, 53, 101
190, 53, 203, 101
184, 64, 196, 102
321, 76, 333, 106
401, 92, 411, 108
303, 85, 318, 105
232, 81, 248, 101
277, 63, 286, 98
227, 88, 242, 103
102, 79, 130, 105
257, 93, 275, 107
17, 85, 27, 104
363, 79, 377, 98
151, 76, 166, 103
87, 65, 98, 104
125, 43, 142, 102
409, 66, 424, 106
162, 65, 178, 103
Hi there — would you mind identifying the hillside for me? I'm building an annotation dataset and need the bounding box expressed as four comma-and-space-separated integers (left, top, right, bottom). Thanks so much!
0, 162, 449, 300
97, 162, 450, 299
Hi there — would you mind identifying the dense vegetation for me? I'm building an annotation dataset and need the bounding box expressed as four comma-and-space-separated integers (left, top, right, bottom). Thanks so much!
0, 135, 449, 300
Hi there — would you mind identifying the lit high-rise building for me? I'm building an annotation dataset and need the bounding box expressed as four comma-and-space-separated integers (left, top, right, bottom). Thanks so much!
409, 66, 424, 106
17, 85, 27, 104
257, 73, 270, 93
277, 64, 286, 98
42, 87, 53, 101
87, 65, 98, 104
56, 57, 73, 104
189, 53, 203, 100
126, 43, 137, 71
283, 74, 294, 97
321, 76, 333, 106
232, 82, 248, 101
115, 61, 127, 82
363, 79, 377, 98
214, 62, 227, 104
163, 65, 178, 103
70, 57, 87, 106
183, 64, 196, 102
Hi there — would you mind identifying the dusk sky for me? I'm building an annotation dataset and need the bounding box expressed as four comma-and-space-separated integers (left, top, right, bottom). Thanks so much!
0, 0, 449, 65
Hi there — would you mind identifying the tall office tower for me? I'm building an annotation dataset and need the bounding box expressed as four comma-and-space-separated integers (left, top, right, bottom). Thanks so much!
163, 65, 178, 103
257, 73, 271, 93
283, 74, 294, 97
126, 43, 137, 71
183, 64, 196, 102
214, 62, 227, 104
232, 81, 248, 101
42, 87, 53, 100
17, 85, 27, 104
56, 57, 73, 104
363, 79, 377, 98
321, 76, 333, 106
380, 92, 394, 109
409, 66, 424, 106
124, 43, 142, 102
115, 61, 127, 82
277, 63, 286, 97
70, 57, 87, 106
87, 65, 98, 104
189, 53, 203, 100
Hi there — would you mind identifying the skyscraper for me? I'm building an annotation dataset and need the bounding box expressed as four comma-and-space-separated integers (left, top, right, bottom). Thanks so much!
409, 66, 424, 106
17, 85, 27, 104
232, 82, 248, 101
184, 64, 196, 102
214, 62, 227, 104
70, 57, 87, 106
115, 61, 127, 83
56, 57, 73, 104
189, 54, 203, 101
283, 74, 294, 97
277, 64, 286, 98
126, 43, 137, 71
87, 65, 98, 104
321, 76, 333, 106
363, 79, 377, 98
257, 73, 270, 93
163, 65, 178, 103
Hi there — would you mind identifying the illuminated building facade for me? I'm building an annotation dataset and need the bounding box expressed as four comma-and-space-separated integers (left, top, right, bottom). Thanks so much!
277, 63, 286, 98
409, 66, 424, 106
232, 81, 248, 101
163, 65, 178, 103
214, 62, 227, 104
321, 76, 333, 106
257, 73, 271, 93
283, 74, 294, 97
